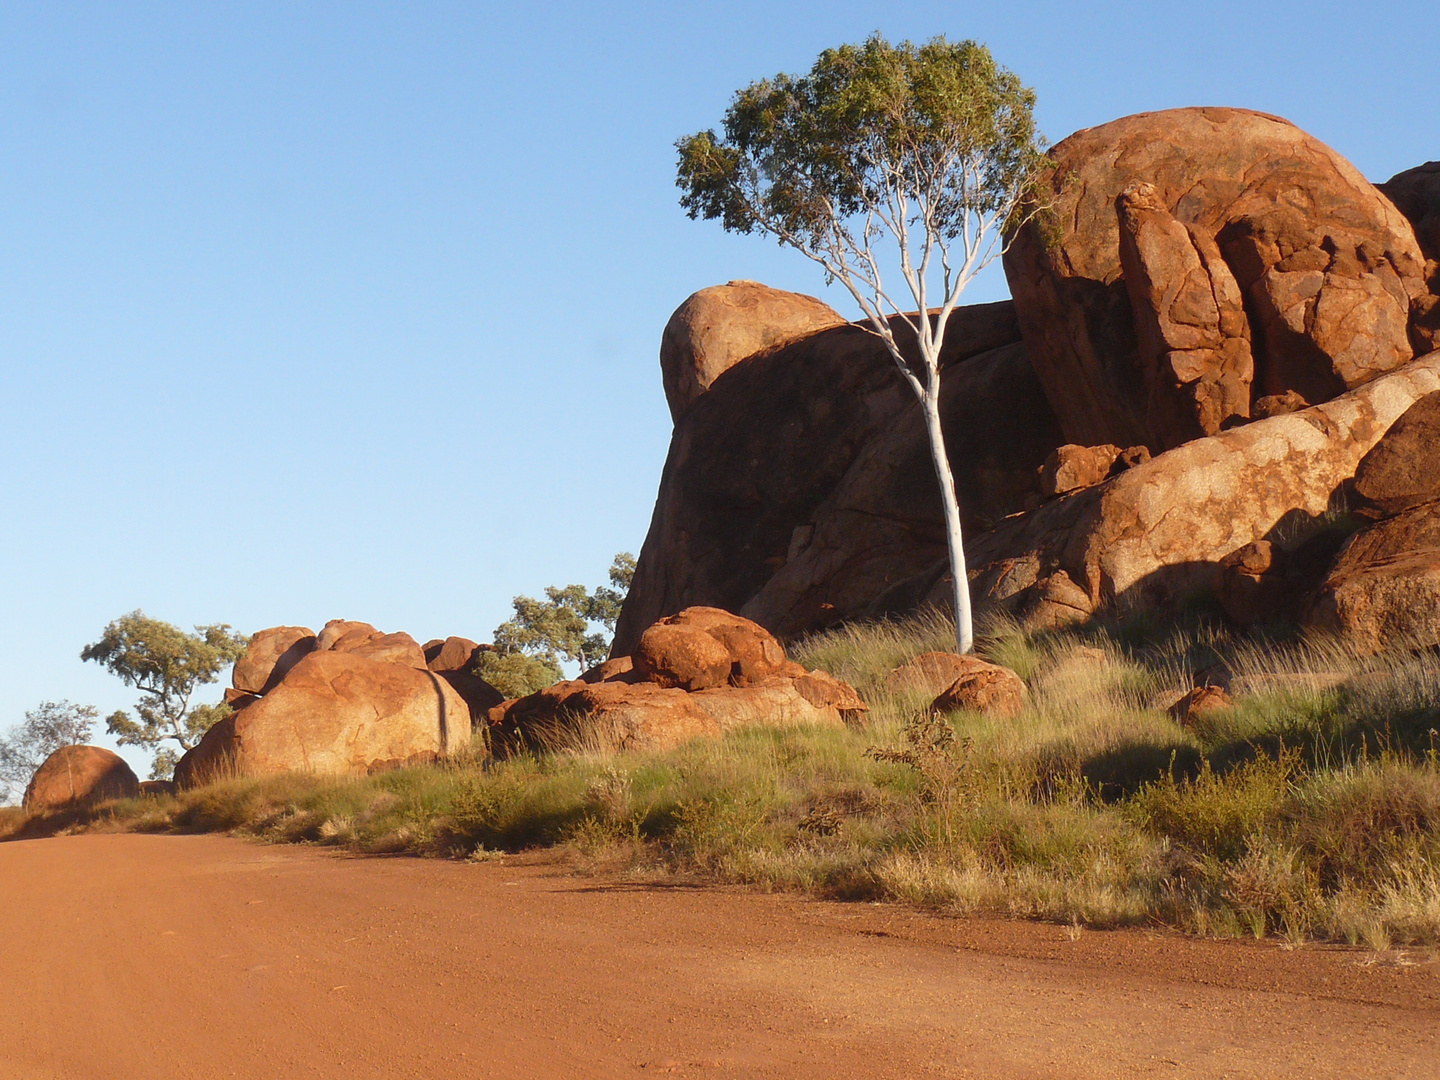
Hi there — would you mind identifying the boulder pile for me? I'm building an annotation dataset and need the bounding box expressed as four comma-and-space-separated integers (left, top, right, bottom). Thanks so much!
24, 745, 140, 811
487, 607, 866, 754
175, 620, 496, 787
615, 107, 1440, 655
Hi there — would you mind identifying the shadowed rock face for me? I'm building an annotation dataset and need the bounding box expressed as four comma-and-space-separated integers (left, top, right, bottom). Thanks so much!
24, 746, 140, 810
612, 301, 1063, 655
1378, 161, 1440, 355
1005, 108, 1428, 450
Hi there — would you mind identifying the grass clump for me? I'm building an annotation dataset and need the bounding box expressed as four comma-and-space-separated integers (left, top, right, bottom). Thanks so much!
8, 607, 1440, 947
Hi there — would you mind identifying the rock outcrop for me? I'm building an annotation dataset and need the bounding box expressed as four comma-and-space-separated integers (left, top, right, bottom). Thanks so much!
615, 300, 1063, 654
961, 353, 1440, 622
1005, 108, 1429, 451
1379, 161, 1440, 353
660, 281, 846, 422
177, 650, 471, 786
23, 746, 140, 810
491, 607, 864, 755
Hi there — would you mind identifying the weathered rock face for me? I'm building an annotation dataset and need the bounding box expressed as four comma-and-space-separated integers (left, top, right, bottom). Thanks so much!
232, 626, 316, 695
1117, 180, 1255, 441
1039, 443, 1148, 497
885, 651, 981, 697
333, 629, 428, 669
961, 353, 1440, 623
1352, 389, 1440, 519
659, 281, 846, 422
1307, 500, 1440, 653
23, 746, 140, 810
1169, 685, 1233, 727
489, 681, 721, 755
176, 651, 471, 787
1005, 108, 1428, 450
615, 299, 1064, 654
1380, 162, 1440, 265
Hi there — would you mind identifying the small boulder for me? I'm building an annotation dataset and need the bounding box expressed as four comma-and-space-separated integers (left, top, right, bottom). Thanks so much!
1169, 685, 1234, 727
632, 607, 791, 690
885, 651, 979, 697
1352, 390, 1440, 520
139, 780, 177, 797
930, 659, 1027, 719
579, 655, 640, 684
1039, 444, 1124, 497
1215, 541, 1288, 626
232, 626, 316, 695
423, 636, 505, 722
23, 746, 140, 810
315, 619, 378, 652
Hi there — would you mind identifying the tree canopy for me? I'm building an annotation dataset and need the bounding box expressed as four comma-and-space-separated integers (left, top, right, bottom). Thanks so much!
676, 35, 1047, 652
81, 612, 247, 777
478, 553, 636, 698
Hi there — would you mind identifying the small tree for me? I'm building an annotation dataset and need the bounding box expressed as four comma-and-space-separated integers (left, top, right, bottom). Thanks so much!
81, 611, 247, 777
676, 35, 1047, 653
0, 700, 98, 802
480, 553, 636, 697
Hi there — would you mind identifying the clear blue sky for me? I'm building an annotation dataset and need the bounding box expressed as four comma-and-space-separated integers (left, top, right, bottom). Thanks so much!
1, 0, 1431, 781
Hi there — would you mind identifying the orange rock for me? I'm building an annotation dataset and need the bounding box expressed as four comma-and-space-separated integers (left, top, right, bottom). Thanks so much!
1006, 108, 1427, 450
660, 281, 845, 422
424, 636, 481, 672
632, 622, 733, 691
654, 607, 790, 687
1352, 390, 1440, 520
885, 652, 980, 697
174, 651, 473, 787
579, 655, 639, 684
930, 660, 1027, 719
1169, 685, 1234, 727
337, 630, 427, 669
1039, 444, 1124, 497
231, 626, 316, 695
23, 746, 140, 810
488, 680, 719, 756
315, 619, 378, 652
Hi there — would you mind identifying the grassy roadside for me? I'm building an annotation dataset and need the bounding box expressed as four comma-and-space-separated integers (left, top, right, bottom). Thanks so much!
8, 609, 1440, 948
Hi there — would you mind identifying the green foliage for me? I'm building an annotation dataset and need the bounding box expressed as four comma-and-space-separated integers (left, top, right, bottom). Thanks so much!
0, 700, 98, 800
489, 553, 635, 678
676, 34, 1046, 264
81, 611, 247, 758
475, 650, 564, 700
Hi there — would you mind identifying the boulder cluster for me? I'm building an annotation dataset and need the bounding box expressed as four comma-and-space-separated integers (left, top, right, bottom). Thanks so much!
488, 606, 865, 754
173, 621, 498, 787
616, 107, 1440, 656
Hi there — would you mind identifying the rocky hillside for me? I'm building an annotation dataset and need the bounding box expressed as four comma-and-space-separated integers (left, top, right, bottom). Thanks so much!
615, 107, 1440, 655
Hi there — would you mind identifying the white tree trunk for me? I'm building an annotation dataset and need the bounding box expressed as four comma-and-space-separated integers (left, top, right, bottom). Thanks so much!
919, 388, 973, 654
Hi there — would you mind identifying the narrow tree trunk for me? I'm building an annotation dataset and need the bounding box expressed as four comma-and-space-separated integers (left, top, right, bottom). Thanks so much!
919, 389, 974, 654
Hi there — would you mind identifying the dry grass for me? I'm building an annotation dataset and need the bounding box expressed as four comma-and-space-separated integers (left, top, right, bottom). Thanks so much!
8, 608, 1440, 947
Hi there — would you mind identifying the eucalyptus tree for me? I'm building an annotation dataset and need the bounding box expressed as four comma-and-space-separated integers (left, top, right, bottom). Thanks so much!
675, 35, 1047, 653
82, 611, 247, 777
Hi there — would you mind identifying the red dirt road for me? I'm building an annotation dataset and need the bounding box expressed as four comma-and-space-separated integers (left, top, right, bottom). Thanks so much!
2, 834, 1438, 1079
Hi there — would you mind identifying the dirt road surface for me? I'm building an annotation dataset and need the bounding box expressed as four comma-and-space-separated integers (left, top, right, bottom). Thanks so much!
2, 834, 1438, 1078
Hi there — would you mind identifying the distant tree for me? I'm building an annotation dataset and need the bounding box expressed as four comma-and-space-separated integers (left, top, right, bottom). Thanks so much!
676, 35, 1047, 653
0, 700, 98, 802
81, 611, 248, 778
478, 553, 636, 697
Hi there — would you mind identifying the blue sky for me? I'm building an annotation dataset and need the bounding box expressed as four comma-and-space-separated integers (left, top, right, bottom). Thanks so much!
0, 0, 1431, 780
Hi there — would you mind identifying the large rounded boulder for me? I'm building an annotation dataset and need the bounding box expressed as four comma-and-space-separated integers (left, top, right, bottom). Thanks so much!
23, 746, 140, 810
1005, 107, 1429, 451
175, 650, 473, 787
659, 280, 845, 422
